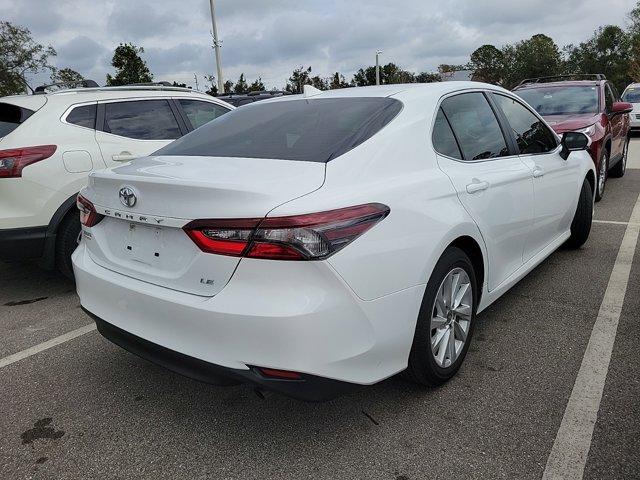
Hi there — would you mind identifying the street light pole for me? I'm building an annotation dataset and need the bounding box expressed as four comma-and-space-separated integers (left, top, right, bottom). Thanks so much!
375, 50, 382, 86
209, 0, 224, 94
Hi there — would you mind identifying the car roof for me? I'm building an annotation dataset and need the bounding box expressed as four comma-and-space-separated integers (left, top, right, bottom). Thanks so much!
250, 82, 512, 105
1, 86, 232, 108
515, 80, 603, 90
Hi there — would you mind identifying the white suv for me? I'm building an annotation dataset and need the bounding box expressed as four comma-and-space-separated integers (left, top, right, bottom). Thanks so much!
0, 84, 232, 278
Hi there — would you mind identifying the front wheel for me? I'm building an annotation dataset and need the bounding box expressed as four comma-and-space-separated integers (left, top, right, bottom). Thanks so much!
566, 177, 593, 249
404, 247, 478, 386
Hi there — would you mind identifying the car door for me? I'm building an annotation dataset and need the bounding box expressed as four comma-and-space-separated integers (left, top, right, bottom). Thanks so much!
174, 98, 231, 130
605, 83, 624, 158
434, 91, 535, 291
491, 93, 579, 260
95, 98, 186, 167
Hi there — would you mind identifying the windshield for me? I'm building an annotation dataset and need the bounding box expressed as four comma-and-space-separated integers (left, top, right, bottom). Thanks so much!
156, 97, 403, 163
515, 86, 599, 116
622, 88, 640, 103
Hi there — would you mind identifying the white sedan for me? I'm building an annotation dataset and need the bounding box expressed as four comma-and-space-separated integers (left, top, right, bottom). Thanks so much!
73, 82, 595, 401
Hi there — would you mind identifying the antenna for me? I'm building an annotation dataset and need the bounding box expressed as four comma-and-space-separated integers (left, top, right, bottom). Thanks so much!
303, 84, 323, 98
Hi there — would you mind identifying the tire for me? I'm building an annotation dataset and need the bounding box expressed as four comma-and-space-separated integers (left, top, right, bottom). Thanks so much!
404, 247, 478, 386
566, 177, 593, 249
595, 149, 608, 202
55, 211, 81, 280
609, 136, 629, 178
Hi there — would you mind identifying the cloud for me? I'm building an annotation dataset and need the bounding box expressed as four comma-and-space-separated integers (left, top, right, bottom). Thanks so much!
0, 0, 636, 90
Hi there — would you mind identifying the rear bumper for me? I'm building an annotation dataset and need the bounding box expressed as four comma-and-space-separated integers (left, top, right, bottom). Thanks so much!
72, 243, 425, 394
0, 226, 47, 260
86, 308, 357, 401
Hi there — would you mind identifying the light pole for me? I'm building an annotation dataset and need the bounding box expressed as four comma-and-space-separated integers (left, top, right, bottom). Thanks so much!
209, 0, 224, 94
375, 50, 382, 86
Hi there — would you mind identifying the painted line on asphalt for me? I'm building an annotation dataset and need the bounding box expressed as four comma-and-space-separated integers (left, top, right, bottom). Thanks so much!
543, 192, 640, 480
593, 219, 640, 227
0, 324, 96, 369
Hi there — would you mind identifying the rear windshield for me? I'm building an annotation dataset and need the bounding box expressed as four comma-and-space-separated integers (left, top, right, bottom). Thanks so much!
622, 88, 640, 103
156, 97, 403, 162
0, 103, 34, 137
515, 86, 599, 116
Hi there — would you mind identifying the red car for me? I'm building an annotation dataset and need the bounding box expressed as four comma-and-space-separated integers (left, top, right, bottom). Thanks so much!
514, 74, 632, 201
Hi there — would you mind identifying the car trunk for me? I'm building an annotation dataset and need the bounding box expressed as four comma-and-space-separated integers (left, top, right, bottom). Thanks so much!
83, 155, 325, 296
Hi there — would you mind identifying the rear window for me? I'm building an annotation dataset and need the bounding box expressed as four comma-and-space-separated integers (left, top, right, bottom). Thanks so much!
156, 97, 403, 162
0, 103, 34, 137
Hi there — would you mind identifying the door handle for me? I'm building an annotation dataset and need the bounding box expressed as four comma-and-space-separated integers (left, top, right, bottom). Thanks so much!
112, 151, 137, 162
466, 180, 490, 194
532, 166, 545, 178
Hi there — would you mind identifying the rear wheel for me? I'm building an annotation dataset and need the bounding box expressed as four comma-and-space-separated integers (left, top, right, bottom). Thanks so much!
595, 149, 608, 202
405, 247, 478, 386
609, 137, 629, 178
55, 211, 81, 280
566, 177, 593, 249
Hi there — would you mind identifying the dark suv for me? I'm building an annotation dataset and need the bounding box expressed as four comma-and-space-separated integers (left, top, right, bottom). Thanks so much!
514, 74, 632, 201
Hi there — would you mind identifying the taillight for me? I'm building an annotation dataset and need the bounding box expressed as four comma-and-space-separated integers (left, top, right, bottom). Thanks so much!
0, 145, 57, 178
77, 194, 104, 227
184, 203, 390, 260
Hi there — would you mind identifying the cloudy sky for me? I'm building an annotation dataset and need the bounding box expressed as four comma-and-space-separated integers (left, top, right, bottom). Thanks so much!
2, 0, 636, 91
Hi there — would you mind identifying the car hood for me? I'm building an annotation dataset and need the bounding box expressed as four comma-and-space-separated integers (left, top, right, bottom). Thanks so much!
542, 113, 601, 134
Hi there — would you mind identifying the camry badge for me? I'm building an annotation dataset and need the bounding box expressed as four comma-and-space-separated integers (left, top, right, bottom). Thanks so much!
119, 186, 137, 208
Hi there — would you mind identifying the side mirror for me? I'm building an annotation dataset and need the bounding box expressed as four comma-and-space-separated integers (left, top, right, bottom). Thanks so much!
560, 132, 590, 160
612, 101, 633, 115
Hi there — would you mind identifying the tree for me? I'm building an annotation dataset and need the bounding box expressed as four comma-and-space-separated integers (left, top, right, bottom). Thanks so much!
501, 34, 564, 88
0, 21, 56, 96
309, 75, 328, 90
415, 72, 441, 83
203, 74, 218, 95
469, 45, 504, 84
105, 43, 153, 86
352, 63, 414, 86
223, 79, 234, 94
329, 72, 350, 89
565, 26, 632, 92
50, 67, 83, 86
234, 73, 248, 94
248, 77, 265, 91
286, 66, 312, 93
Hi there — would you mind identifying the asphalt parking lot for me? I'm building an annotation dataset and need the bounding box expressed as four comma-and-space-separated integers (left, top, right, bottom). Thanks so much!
1, 146, 639, 480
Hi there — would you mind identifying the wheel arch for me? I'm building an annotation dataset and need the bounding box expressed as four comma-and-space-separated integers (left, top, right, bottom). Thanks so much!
445, 235, 485, 304
39, 193, 79, 269
585, 169, 596, 198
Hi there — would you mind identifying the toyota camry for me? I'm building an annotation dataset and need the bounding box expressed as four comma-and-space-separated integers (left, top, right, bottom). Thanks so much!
73, 82, 595, 401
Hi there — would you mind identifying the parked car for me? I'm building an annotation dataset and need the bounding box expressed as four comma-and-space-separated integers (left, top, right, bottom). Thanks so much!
513, 74, 632, 201
215, 90, 290, 107
0, 82, 232, 278
73, 82, 595, 401
621, 82, 640, 130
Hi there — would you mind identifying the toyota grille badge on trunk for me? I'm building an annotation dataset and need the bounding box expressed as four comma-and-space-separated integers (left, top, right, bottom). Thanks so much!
119, 187, 137, 208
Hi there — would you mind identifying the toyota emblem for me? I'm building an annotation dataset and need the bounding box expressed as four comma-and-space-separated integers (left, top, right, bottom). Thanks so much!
119, 186, 137, 208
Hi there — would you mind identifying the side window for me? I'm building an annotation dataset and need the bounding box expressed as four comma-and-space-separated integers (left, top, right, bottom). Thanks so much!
67, 104, 96, 129
103, 100, 181, 140
605, 84, 615, 111
432, 108, 462, 159
178, 99, 230, 129
440, 92, 509, 161
492, 94, 557, 154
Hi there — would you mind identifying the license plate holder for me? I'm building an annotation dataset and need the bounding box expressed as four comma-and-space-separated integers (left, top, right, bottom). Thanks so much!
123, 223, 164, 265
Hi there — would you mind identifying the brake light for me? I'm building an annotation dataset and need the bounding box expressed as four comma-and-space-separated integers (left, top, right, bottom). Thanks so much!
0, 145, 57, 178
77, 194, 104, 227
183, 203, 390, 260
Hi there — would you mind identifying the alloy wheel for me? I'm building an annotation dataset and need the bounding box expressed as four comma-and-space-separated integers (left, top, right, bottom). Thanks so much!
430, 267, 473, 368
598, 154, 607, 196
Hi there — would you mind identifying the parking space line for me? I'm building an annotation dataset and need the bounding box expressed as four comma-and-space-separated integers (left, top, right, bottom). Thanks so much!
543, 193, 640, 480
0, 323, 96, 369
